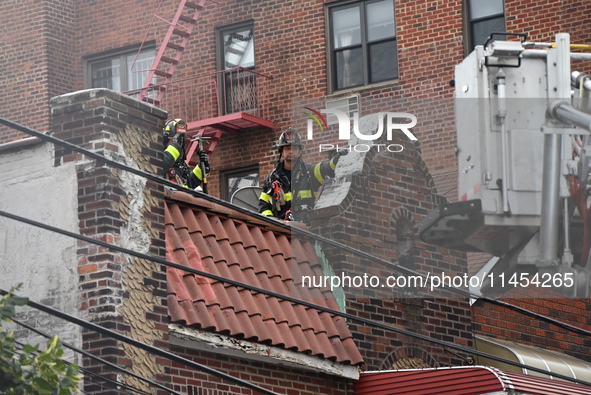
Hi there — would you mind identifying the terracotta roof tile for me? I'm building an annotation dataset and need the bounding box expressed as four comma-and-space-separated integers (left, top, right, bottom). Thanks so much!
165, 191, 364, 366
235, 222, 257, 248
221, 218, 242, 245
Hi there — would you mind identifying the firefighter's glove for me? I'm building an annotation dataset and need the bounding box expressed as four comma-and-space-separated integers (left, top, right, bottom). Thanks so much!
179, 161, 191, 182
199, 150, 211, 174
332, 148, 349, 165
285, 210, 294, 222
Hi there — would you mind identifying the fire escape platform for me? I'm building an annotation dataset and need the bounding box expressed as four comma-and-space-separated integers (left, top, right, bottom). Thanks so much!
187, 112, 274, 134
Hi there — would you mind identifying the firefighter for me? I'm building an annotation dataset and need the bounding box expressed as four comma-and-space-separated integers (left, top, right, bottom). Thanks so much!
162, 118, 210, 190
258, 128, 347, 222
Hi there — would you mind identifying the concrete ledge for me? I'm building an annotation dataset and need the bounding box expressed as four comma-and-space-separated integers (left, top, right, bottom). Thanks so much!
169, 324, 360, 380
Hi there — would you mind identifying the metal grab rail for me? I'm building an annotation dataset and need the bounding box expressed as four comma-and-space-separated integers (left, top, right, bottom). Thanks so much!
125, 67, 273, 124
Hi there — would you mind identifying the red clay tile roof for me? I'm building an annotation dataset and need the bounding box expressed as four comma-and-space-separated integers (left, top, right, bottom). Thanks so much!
165, 191, 364, 366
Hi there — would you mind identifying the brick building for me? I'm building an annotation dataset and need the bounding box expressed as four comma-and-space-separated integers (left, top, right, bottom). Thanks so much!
2, 0, 591, 394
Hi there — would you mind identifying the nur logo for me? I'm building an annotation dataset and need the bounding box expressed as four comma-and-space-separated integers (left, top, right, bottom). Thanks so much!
303, 108, 418, 152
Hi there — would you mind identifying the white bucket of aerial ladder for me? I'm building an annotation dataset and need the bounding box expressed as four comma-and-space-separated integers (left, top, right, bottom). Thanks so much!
421, 33, 591, 297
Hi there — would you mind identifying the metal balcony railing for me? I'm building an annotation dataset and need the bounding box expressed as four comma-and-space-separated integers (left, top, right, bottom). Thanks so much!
126, 67, 272, 126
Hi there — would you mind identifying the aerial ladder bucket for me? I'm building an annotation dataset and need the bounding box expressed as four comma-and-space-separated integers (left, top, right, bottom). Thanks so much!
419, 33, 591, 297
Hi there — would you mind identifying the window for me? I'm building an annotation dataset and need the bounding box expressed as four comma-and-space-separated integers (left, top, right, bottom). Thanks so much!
85, 46, 155, 92
221, 165, 259, 202
216, 21, 256, 114
219, 23, 255, 70
328, 0, 398, 92
466, 0, 506, 51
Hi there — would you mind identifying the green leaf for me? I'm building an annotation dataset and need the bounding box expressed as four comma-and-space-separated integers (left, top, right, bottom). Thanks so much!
21, 344, 38, 354
10, 295, 29, 306
0, 285, 80, 394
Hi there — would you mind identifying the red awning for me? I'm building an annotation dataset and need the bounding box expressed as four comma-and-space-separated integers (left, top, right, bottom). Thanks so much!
353, 366, 591, 395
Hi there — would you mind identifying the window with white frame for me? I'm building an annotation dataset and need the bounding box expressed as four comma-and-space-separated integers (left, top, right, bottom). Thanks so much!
327, 0, 398, 92
466, 0, 506, 51
216, 21, 256, 114
86, 46, 155, 92
219, 23, 255, 70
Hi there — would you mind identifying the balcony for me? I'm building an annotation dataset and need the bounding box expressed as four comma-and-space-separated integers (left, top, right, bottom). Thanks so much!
126, 67, 274, 158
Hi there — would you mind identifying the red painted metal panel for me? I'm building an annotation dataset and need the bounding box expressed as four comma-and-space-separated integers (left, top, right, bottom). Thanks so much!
353, 367, 504, 395
354, 367, 591, 395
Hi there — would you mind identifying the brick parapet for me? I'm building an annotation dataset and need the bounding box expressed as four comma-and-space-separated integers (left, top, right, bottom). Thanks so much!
50, 88, 169, 393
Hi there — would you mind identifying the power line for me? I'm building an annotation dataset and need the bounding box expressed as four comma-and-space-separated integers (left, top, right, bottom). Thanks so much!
12, 318, 181, 395
0, 290, 281, 395
2, 117, 591, 386
11, 340, 152, 395
1, 213, 590, 386
80, 370, 152, 395
0, 116, 589, 340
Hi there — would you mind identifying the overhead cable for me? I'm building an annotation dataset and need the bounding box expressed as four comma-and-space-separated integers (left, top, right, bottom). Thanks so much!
12, 318, 181, 395
1, 215, 590, 386
0, 116, 589, 340
0, 289, 281, 395
11, 340, 152, 395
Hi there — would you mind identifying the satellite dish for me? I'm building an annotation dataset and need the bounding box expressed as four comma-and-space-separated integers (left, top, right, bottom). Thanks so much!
231, 186, 263, 212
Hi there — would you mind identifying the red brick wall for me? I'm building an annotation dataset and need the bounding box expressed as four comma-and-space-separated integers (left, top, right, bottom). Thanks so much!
0, 0, 76, 142
167, 346, 351, 395
5, 0, 591, 174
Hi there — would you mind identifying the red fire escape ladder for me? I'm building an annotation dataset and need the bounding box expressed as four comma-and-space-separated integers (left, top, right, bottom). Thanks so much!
138, 0, 207, 106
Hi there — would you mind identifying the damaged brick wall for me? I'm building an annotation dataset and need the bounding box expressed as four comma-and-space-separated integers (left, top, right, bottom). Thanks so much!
50, 88, 169, 393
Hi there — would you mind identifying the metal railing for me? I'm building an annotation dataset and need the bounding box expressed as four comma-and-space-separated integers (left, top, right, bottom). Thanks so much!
126, 67, 272, 124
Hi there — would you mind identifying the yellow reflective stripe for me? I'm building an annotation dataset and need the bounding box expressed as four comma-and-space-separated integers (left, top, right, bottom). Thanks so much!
285, 192, 293, 201
165, 144, 181, 161
330, 157, 337, 171
314, 163, 325, 184
297, 190, 313, 199
192, 166, 203, 180
260, 192, 272, 203
261, 210, 274, 216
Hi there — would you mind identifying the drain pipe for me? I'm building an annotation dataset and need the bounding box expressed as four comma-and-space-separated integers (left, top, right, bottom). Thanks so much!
496, 68, 511, 214
539, 33, 570, 265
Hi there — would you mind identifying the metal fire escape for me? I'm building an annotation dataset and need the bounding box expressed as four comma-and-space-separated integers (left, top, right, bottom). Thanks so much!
133, 0, 274, 165
138, 0, 206, 107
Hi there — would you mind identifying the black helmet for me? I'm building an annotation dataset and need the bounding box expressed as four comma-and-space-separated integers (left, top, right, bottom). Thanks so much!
163, 118, 187, 139
276, 128, 303, 150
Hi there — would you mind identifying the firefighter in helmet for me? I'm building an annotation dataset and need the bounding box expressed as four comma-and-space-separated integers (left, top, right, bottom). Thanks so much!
162, 118, 210, 189
258, 128, 347, 222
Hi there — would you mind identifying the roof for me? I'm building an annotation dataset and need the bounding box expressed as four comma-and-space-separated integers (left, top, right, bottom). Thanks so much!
353, 366, 591, 395
164, 190, 364, 366
475, 335, 591, 380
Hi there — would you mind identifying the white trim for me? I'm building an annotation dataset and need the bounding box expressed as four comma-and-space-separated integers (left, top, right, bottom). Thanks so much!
169, 324, 360, 380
